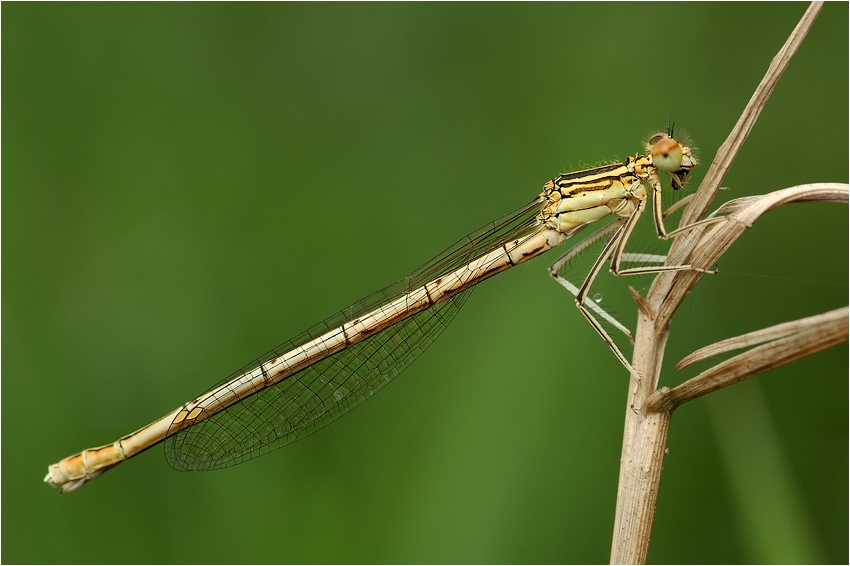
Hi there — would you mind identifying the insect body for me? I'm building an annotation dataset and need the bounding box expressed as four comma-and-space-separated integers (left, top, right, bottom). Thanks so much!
45, 131, 700, 492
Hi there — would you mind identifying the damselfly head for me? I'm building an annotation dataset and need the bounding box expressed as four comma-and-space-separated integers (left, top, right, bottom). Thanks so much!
645, 132, 698, 190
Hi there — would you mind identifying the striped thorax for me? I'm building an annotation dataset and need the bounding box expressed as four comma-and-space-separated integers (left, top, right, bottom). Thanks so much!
537, 133, 697, 237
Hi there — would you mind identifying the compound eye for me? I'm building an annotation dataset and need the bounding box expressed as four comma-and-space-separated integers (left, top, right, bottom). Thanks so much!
651, 136, 683, 173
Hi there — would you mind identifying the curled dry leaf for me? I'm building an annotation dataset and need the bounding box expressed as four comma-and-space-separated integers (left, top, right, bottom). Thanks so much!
643, 183, 849, 413
652, 184, 847, 332
646, 307, 848, 413
677, 306, 849, 370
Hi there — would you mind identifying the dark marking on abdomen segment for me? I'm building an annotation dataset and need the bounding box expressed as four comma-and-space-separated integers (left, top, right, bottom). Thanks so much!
521, 241, 545, 258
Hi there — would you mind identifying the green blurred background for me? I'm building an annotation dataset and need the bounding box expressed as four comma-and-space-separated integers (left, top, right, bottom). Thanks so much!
3, 3, 847, 563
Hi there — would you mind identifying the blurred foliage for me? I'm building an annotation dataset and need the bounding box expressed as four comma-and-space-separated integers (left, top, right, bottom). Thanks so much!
3, 3, 847, 564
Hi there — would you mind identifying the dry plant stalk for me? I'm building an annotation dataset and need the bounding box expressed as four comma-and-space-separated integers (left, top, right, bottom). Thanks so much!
608, 3, 848, 564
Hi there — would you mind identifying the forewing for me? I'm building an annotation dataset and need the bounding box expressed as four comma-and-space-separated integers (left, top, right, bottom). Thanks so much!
165, 198, 542, 471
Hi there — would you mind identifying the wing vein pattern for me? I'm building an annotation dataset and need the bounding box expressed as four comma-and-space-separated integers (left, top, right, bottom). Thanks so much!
165, 198, 543, 471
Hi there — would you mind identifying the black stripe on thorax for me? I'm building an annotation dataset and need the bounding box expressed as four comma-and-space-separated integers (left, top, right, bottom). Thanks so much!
554, 163, 635, 195
554, 162, 625, 183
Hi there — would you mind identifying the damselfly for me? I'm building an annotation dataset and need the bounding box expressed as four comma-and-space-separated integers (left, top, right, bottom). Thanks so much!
45, 130, 706, 493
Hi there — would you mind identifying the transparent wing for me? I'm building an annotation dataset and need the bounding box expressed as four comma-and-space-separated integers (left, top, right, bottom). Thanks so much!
165, 197, 544, 471
166, 287, 473, 471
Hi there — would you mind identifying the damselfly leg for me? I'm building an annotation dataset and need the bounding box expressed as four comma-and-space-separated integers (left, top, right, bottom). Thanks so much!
546, 138, 723, 376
